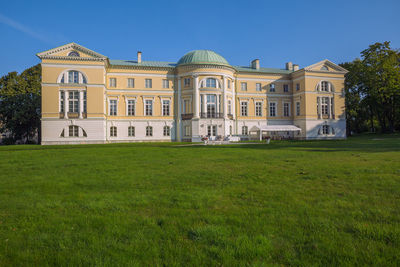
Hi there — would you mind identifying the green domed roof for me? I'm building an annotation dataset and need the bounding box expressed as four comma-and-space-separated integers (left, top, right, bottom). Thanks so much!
177, 50, 229, 66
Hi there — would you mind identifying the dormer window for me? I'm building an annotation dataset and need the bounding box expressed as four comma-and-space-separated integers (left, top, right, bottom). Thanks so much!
68, 51, 80, 57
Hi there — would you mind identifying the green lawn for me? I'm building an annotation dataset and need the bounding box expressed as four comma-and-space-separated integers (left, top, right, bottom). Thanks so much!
0, 135, 399, 266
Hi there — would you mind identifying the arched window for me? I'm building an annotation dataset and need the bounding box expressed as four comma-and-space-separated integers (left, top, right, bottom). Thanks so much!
59, 70, 88, 84
206, 78, 217, 88
316, 81, 334, 92
163, 126, 170, 136
146, 126, 153, 137
68, 51, 80, 57
59, 125, 87, 137
318, 125, 335, 135
320, 66, 328, 71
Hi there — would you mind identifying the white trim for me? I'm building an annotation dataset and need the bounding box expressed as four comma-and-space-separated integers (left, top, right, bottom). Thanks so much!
41, 63, 105, 69
178, 72, 234, 80
292, 75, 345, 82
236, 77, 291, 83
107, 72, 175, 78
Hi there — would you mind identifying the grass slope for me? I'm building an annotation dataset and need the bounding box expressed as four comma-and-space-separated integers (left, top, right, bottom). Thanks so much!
0, 135, 399, 266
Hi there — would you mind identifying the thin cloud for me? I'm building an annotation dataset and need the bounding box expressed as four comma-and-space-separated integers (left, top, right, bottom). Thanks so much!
0, 13, 55, 45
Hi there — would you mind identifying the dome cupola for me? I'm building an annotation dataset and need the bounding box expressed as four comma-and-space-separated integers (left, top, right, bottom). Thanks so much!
177, 50, 229, 66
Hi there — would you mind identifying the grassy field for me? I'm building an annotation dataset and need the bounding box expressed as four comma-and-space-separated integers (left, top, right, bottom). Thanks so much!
0, 135, 399, 266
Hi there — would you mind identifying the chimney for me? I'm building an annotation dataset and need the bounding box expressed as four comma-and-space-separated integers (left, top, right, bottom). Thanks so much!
251, 59, 260, 70
137, 51, 142, 63
293, 64, 299, 71
286, 62, 293, 70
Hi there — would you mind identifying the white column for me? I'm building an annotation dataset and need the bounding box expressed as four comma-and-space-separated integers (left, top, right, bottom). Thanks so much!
223, 76, 227, 119
177, 78, 182, 141
202, 94, 206, 115
327, 96, 331, 119
193, 75, 199, 118
216, 94, 220, 114
64, 91, 69, 119
79, 91, 84, 119
331, 97, 335, 119
232, 81, 236, 119
318, 97, 322, 119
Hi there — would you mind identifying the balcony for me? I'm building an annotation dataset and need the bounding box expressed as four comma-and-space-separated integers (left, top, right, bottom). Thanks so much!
181, 113, 193, 120
67, 112, 79, 118
228, 114, 234, 120
200, 112, 223, 119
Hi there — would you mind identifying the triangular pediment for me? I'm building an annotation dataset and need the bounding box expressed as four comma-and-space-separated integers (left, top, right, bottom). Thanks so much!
37, 42, 107, 60
304, 59, 348, 73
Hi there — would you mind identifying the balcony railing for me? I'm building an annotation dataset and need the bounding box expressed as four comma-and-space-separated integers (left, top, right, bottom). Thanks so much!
181, 113, 193, 120
200, 112, 223, 119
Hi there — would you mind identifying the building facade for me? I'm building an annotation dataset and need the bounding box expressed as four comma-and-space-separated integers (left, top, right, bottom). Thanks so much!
37, 43, 347, 145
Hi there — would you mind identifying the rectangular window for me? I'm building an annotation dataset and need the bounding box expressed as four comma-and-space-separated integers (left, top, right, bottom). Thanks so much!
162, 100, 170, 116
83, 91, 87, 113
145, 100, 153, 116
227, 80, 231, 89
242, 126, 248, 135
146, 126, 153, 136
283, 102, 290, 117
128, 78, 135, 88
207, 125, 217, 136
110, 126, 117, 137
109, 99, 117, 116
145, 79, 152, 88
162, 79, 169, 89
269, 102, 276, 117
321, 97, 329, 115
241, 82, 247, 91
228, 100, 232, 115
322, 125, 329, 135
68, 91, 79, 113
206, 94, 217, 116
185, 126, 191, 136
184, 78, 191, 87
296, 102, 300, 116
183, 99, 190, 114
69, 125, 79, 137
296, 83, 300, 91
241, 102, 248, 116
269, 83, 275, 92
127, 100, 135, 116
283, 84, 289, 92
256, 83, 261, 91
255, 102, 262, 116
109, 78, 116, 88
321, 81, 328, 92
128, 126, 135, 137
60, 91, 64, 113
164, 126, 170, 136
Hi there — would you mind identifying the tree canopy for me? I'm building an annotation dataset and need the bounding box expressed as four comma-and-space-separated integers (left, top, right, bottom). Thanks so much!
0, 64, 41, 144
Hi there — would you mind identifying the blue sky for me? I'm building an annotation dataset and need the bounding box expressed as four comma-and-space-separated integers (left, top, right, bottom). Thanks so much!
0, 0, 399, 76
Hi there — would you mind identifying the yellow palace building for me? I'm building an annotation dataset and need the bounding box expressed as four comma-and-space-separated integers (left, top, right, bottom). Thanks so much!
37, 43, 347, 144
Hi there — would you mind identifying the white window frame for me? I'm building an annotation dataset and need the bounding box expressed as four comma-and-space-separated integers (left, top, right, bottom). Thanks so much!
146, 126, 153, 136
241, 82, 247, 91
269, 101, 277, 117
163, 125, 170, 136
185, 125, 191, 136
128, 126, 135, 137
255, 101, 262, 117
145, 99, 153, 116
109, 78, 116, 88
321, 97, 329, 115
127, 99, 135, 116
283, 84, 289, 92
242, 126, 248, 135
162, 79, 169, 89
162, 99, 170, 116
109, 99, 117, 116
240, 101, 248, 116
184, 78, 191, 87
68, 91, 79, 113
283, 102, 290, 117
145, 79, 152, 88
110, 126, 117, 137
269, 83, 275, 92
127, 78, 135, 88
69, 125, 79, 137
256, 83, 261, 91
